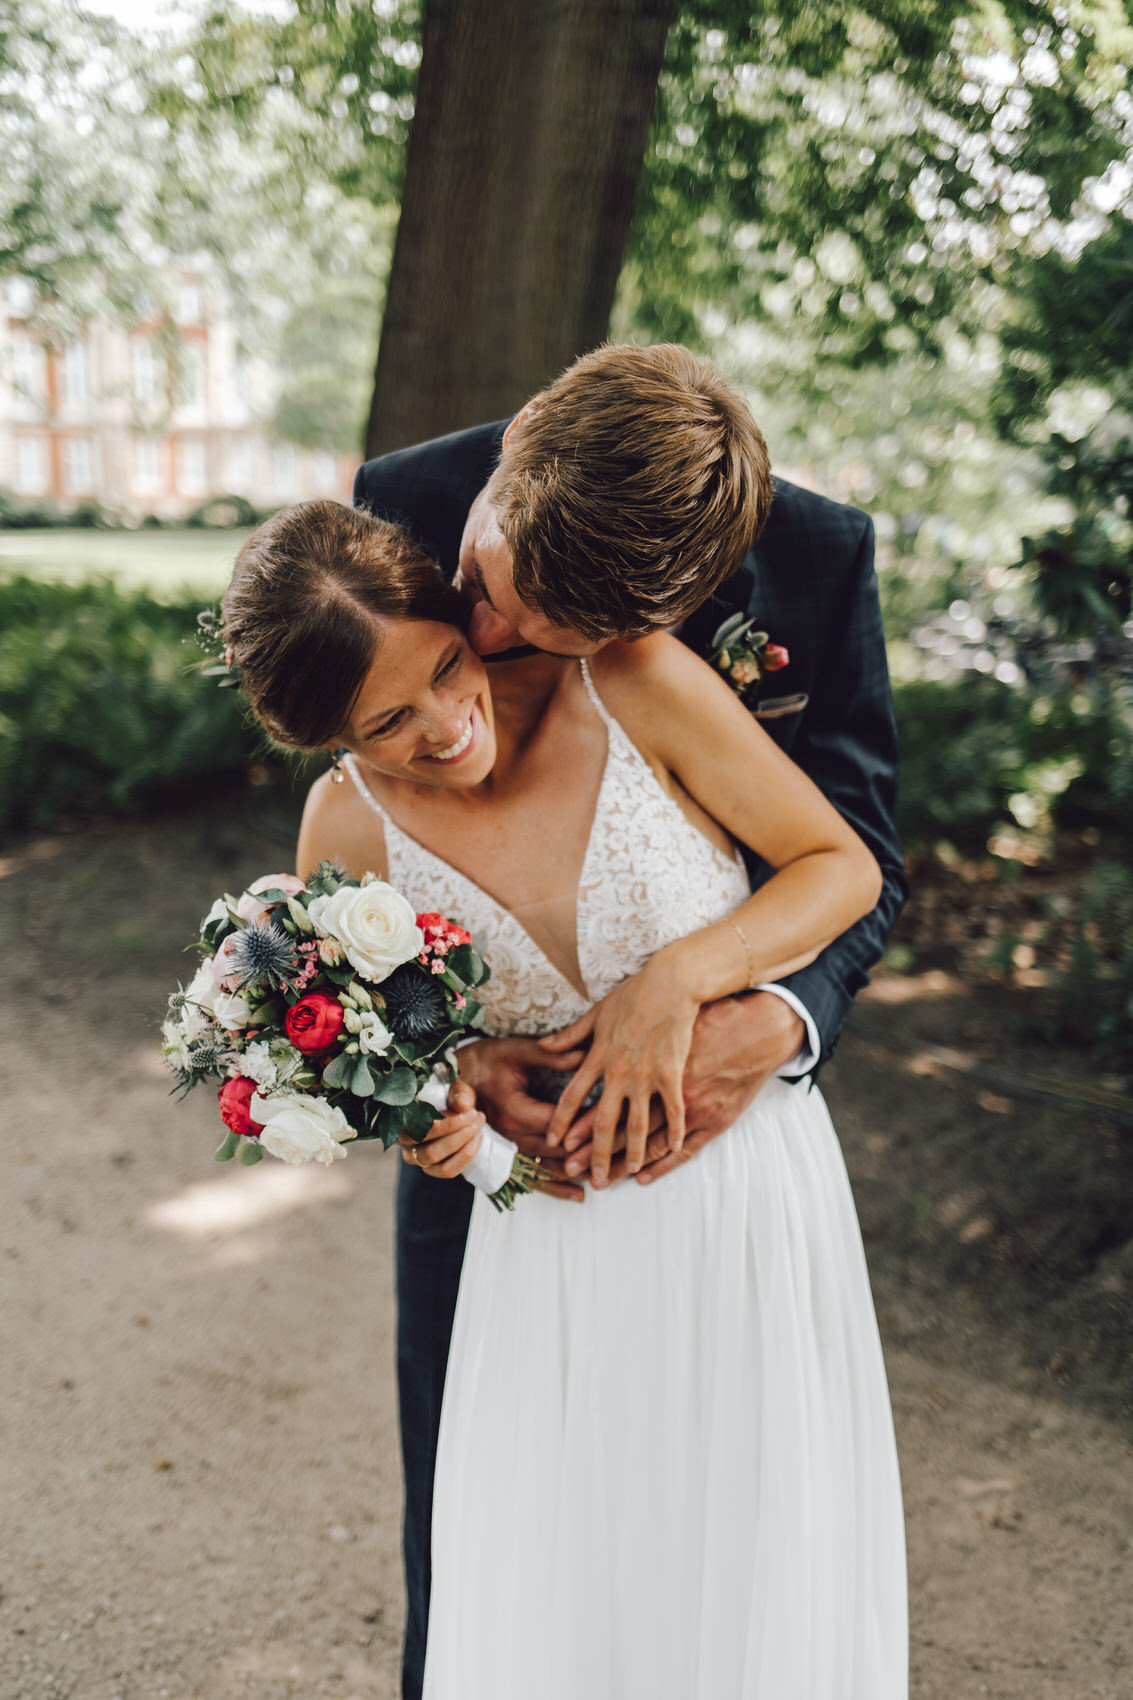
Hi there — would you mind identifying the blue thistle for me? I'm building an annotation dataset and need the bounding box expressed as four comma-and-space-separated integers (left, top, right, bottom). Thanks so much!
227, 920, 299, 991
382, 964, 446, 1039
186, 1037, 226, 1076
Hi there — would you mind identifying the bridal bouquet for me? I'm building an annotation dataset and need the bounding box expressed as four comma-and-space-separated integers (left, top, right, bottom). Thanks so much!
161, 860, 537, 1210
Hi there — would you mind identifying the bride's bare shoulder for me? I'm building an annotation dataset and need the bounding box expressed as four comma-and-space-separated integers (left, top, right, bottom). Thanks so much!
296, 765, 388, 883
589, 633, 738, 747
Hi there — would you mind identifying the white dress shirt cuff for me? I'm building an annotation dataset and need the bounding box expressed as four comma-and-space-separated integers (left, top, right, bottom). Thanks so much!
753, 984, 820, 1078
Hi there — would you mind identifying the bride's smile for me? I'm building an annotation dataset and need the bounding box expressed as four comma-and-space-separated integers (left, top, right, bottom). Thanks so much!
334, 620, 498, 789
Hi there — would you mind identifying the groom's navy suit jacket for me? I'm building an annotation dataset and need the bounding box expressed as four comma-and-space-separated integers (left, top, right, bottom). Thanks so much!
353, 419, 906, 1700
354, 419, 907, 1071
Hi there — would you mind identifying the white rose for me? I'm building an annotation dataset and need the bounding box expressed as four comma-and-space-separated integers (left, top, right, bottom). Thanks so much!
357, 1011, 393, 1057
307, 883, 423, 983
213, 988, 253, 1028
251, 1092, 356, 1166
185, 958, 217, 1015
202, 897, 230, 932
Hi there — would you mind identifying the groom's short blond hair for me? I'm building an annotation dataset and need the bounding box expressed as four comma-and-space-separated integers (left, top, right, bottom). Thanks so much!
489, 344, 772, 641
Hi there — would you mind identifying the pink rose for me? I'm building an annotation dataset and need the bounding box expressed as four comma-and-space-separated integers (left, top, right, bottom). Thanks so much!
762, 643, 790, 672
284, 992, 345, 1055
218, 1077, 264, 1138
211, 931, 243, 992
730, 657, 761, 687
236, 873, 307, 925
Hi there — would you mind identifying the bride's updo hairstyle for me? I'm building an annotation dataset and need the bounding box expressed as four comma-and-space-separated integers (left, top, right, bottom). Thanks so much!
222, 499, 468, 749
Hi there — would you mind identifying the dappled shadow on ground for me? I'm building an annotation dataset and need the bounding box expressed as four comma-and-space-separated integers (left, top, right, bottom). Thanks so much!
825, 962, 1131, 1419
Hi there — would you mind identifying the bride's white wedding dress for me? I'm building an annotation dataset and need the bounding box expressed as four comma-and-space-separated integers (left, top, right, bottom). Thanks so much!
344, 662, 907, 1699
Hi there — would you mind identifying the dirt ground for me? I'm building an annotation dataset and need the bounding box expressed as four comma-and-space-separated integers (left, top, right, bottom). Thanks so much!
2, 801, 1130, 1699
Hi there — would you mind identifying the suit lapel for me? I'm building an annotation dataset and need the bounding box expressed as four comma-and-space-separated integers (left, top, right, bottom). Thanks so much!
679, 560, 758, 662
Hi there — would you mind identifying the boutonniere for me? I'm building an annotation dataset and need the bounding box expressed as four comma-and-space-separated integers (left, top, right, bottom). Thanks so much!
710, 614, 789, 702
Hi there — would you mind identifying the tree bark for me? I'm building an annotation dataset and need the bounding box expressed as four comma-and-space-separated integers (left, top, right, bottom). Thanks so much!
365, 0, 677, 457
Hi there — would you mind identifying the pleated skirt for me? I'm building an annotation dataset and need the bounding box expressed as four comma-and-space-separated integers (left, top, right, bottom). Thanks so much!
423, 1078, 907, 1699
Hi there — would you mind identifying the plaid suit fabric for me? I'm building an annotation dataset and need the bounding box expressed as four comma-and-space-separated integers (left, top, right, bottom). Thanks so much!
353, 422, 907, 1700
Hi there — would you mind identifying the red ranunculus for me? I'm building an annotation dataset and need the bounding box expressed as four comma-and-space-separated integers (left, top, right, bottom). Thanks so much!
762, 643, 790, 672
218, 1077, 264, 1138
284, 991, 345, 1054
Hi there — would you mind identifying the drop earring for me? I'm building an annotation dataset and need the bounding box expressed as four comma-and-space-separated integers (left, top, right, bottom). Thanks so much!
330, 748, 346, 784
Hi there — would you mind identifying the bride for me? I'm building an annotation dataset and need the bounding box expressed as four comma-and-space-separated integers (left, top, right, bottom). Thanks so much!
223, 498, 907, 1697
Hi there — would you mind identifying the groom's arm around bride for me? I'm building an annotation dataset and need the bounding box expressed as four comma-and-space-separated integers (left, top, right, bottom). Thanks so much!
354, 345, 907, 1188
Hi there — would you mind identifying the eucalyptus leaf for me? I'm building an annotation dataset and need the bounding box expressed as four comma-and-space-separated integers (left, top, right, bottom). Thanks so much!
351, 1055, 375, 1096
213, 1129, 239, 1162
237, 1139, 266, 1164
373, 1065, 418, 1105
321, 1051, 354, 1089
401, 1098, 437, 1140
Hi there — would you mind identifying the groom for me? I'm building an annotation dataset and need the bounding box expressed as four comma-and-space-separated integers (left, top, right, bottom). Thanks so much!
353, 342, 907, 1699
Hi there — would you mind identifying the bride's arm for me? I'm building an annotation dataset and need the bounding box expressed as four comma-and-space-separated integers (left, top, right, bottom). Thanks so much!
544, 635, 882, 1180
295, 769, 390, 883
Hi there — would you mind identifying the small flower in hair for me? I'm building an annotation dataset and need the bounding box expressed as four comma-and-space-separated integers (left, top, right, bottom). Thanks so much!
193, 605, 242, 688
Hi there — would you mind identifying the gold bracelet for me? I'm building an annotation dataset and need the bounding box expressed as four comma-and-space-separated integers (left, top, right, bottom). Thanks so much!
725, 916, 756, 990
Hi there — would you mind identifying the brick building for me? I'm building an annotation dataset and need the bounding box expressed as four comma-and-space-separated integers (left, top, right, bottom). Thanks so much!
0, 270, 356, 518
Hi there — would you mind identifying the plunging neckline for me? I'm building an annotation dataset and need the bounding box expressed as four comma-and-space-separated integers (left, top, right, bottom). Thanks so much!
340, 659, 747, 1013
341, 729, 616, 1008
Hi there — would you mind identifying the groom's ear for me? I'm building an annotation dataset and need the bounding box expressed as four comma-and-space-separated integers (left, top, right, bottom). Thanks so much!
502, 403, 535, 450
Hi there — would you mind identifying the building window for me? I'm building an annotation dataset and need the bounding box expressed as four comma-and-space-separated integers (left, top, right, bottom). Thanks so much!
177, 438, 208, 496
133, 436, 163, 496
175, 343, 205, 410
174, 283, 203, 326
6, 276, 37, 316
10, 335, 47, 405
313, 450, 338, 494
13, 436, 48, 494
272, 442, 296, 495
132, 340, 163, 409
60, 340, 90, 410
225, 437, 252, 492
62, 437, 96, 495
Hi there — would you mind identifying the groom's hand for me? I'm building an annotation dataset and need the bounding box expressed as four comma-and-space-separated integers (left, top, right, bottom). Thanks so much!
457, 1036, 589, 1203
561, 994, 806, 1188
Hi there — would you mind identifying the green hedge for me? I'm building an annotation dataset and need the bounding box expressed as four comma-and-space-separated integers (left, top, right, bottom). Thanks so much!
894, 674, 1132, 852
0, 576, 259, 831
2, 575, 1130, 856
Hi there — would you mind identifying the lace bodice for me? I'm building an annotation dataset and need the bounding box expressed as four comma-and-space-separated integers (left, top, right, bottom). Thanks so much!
341, 661, 751, 1037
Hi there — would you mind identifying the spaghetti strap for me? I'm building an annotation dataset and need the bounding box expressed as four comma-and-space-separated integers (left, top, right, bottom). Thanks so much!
340, 752, 389, 824
578, 657, 618, 733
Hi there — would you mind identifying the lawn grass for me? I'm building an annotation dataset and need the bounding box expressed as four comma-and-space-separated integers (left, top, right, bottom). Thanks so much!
0, 528, 252, 598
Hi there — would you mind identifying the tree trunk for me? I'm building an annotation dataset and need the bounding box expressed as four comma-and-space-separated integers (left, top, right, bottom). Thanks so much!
365, 0, 677, 457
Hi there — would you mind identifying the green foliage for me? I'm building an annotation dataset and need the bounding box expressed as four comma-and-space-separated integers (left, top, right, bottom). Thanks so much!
0, 576, 258, 830
183, 494, 274, 530
0, 488, 68, 529
625, 1, 1131, 361
991, 213, 1133, 637
893, 674, 1133, 850
1056, 861, 1133, 1060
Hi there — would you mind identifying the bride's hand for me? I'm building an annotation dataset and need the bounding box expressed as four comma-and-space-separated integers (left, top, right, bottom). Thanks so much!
398, 1081, 486, 1181
540, 962, 697, 1185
